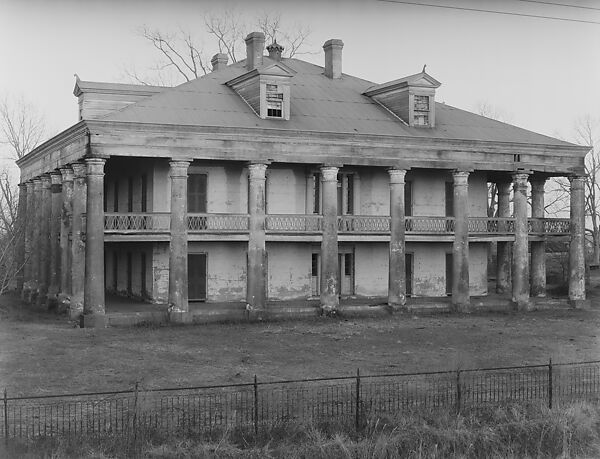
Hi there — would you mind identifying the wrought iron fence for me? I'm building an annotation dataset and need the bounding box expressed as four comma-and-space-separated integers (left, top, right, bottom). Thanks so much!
406, 216, 455, 233
338, 215, 390, 233
2, 360, 598, 441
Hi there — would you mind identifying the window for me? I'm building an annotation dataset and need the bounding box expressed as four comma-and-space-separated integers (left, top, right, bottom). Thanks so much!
113, 180, 119, 212
127, 177, 133, 212
337, 173, 355, 215
405, 180, 413, 217
188, 174, 207, 213
141, 252, 147, 297
141, 174, 147, 213
313, 174, 320, 214
266, 84, 283, 118
413, 95, 430, 126
311, 253, 320, 297
126, 252, 132, 295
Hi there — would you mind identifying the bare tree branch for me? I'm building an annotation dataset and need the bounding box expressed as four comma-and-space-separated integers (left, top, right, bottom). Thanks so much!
0, 95, 46, 159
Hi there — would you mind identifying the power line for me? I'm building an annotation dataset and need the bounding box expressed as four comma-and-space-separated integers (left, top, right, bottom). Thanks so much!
376, 0, 600, 25
513, 0, 600, 12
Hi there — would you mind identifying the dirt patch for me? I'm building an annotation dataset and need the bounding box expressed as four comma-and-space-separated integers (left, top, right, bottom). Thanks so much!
1, 293, 599, 397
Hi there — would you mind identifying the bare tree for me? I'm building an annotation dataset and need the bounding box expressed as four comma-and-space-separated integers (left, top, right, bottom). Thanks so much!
127, 9, 312, 86
0, 95, 46, 159
0, 95, 46, 292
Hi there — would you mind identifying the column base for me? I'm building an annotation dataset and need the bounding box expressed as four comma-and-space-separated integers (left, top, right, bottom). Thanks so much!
83, 313, 108, 328
169, 310, 193, 324
569, 298, 590, 309
68, 300, 83, 321
495, 285, 510, 295
452, 301, 472, 313
46, 293, 58, 311
511, 299, 533, 312
57, 293, 71, 314
320, 304, 338, 317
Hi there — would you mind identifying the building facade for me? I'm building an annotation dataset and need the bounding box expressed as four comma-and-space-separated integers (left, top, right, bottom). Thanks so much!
16, 33, 589, 327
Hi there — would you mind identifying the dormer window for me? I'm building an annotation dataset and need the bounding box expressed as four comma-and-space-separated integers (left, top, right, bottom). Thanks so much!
414, 95, 430, 126
363, 70, 441, 128
266, 84, 283, 118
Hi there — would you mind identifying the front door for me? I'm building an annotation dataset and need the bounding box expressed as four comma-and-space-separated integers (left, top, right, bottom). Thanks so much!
445, 252, 453, 296
188, 253, 207, 301
406, 253, 413, 297
337, 253, 354, 296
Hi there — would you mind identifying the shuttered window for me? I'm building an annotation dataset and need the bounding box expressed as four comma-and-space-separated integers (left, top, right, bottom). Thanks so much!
188, 174, 207, 213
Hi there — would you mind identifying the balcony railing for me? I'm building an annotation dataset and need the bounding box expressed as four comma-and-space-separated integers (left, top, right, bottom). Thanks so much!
104, 213, 170, 233
338, 215, 390, 233
266, 214, 323, 233
101, 213, 572, 237
188, 213, 249, 232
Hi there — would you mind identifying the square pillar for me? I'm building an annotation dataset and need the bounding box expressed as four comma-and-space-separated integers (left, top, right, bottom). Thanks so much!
496, 181, 512, 294
247, 162, 267, 314
70, 163, 87, 321
452, 170, 470, 312
58, 167, 74, 311
36, 174, 51, 308
16, 182, 27, 293
512, 171, 531, 310
530, 177, 546, 297
47, 171, 62, 309
28, 178, 43, 304
83, 157, 107, 328
569, 175, 587, 306
388, 168, 407, 309
168, 159, 192, 323
21, 180, 35, 301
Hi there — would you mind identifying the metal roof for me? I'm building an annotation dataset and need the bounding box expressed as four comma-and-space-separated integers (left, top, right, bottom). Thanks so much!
101, 58, 575, 148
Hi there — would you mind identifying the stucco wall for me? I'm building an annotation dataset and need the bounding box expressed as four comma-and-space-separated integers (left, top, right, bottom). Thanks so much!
266, 167, 308, 214
266, 242, 312, 300
354, 242, 389, 296
188, 241, 247, 302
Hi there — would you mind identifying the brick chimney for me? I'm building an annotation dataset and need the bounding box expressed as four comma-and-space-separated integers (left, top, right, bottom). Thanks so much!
245, 32, 265, 70
323, 39, 344, 79
211, 53, 228, 72
266, 41, 284, 61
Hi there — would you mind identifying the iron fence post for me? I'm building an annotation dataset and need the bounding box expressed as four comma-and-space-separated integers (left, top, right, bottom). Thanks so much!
548, 358, 553, 409
253, 375, 258, 437
456, 369, 461, 413
355, 368, 361, 432
3, 388, 8, 445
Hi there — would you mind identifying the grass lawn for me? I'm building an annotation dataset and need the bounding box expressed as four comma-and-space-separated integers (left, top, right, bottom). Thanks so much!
1, 293, 599, 398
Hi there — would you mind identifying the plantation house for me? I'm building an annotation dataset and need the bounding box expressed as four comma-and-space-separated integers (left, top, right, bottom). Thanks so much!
16, 32, 589, 327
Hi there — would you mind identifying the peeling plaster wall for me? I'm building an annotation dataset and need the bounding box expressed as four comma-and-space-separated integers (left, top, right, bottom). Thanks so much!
469, 242, 488, 295
266, 242, 312, 299
355, 242, 388, 296
266, 167, 307, 214
152, 161, 170, 212
358, 169, 389, 216
189, 241, 246, 302
468, 171, 488, 217
189, 164, 247, 213
152, 242, 169, 303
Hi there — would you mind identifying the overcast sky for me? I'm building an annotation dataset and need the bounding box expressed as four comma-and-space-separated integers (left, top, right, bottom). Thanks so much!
1, 0, 598, 166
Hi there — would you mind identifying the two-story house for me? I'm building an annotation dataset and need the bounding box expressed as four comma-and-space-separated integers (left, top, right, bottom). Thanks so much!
16, 32, 589, 327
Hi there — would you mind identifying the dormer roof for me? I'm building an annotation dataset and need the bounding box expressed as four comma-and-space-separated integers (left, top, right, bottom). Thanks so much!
363, 71, 441, 97
225, 62, 295, 87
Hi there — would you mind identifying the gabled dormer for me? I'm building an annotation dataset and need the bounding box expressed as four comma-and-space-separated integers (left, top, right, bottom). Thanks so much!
364, 70, 441, 127
226, 62, 294, 120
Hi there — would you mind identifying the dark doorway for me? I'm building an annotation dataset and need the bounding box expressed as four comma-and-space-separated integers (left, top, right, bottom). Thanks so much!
188, 253, 207, 301
445, 252, 453, 296
406, 253, 413, 297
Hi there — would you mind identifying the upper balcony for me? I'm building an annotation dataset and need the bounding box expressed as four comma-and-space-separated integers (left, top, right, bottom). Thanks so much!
101, 213, 570, 241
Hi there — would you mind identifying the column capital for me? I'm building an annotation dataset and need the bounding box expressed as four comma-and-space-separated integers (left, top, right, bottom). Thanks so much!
40, 174, 51, 186
169, 159, 191, 178
452, 170, 470, 184
248, 162, 268, 180
320, 166, 339, 182
387, 168, 407, 184
85, 157, 106, 176
71, 162, 87, 179
59, 166, 74, 182
512, 171, 530, 189
568, 174, 586, 184
49, 171, 62, 184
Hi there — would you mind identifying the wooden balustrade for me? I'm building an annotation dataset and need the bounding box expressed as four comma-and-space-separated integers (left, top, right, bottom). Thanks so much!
100, 213, 572, 237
